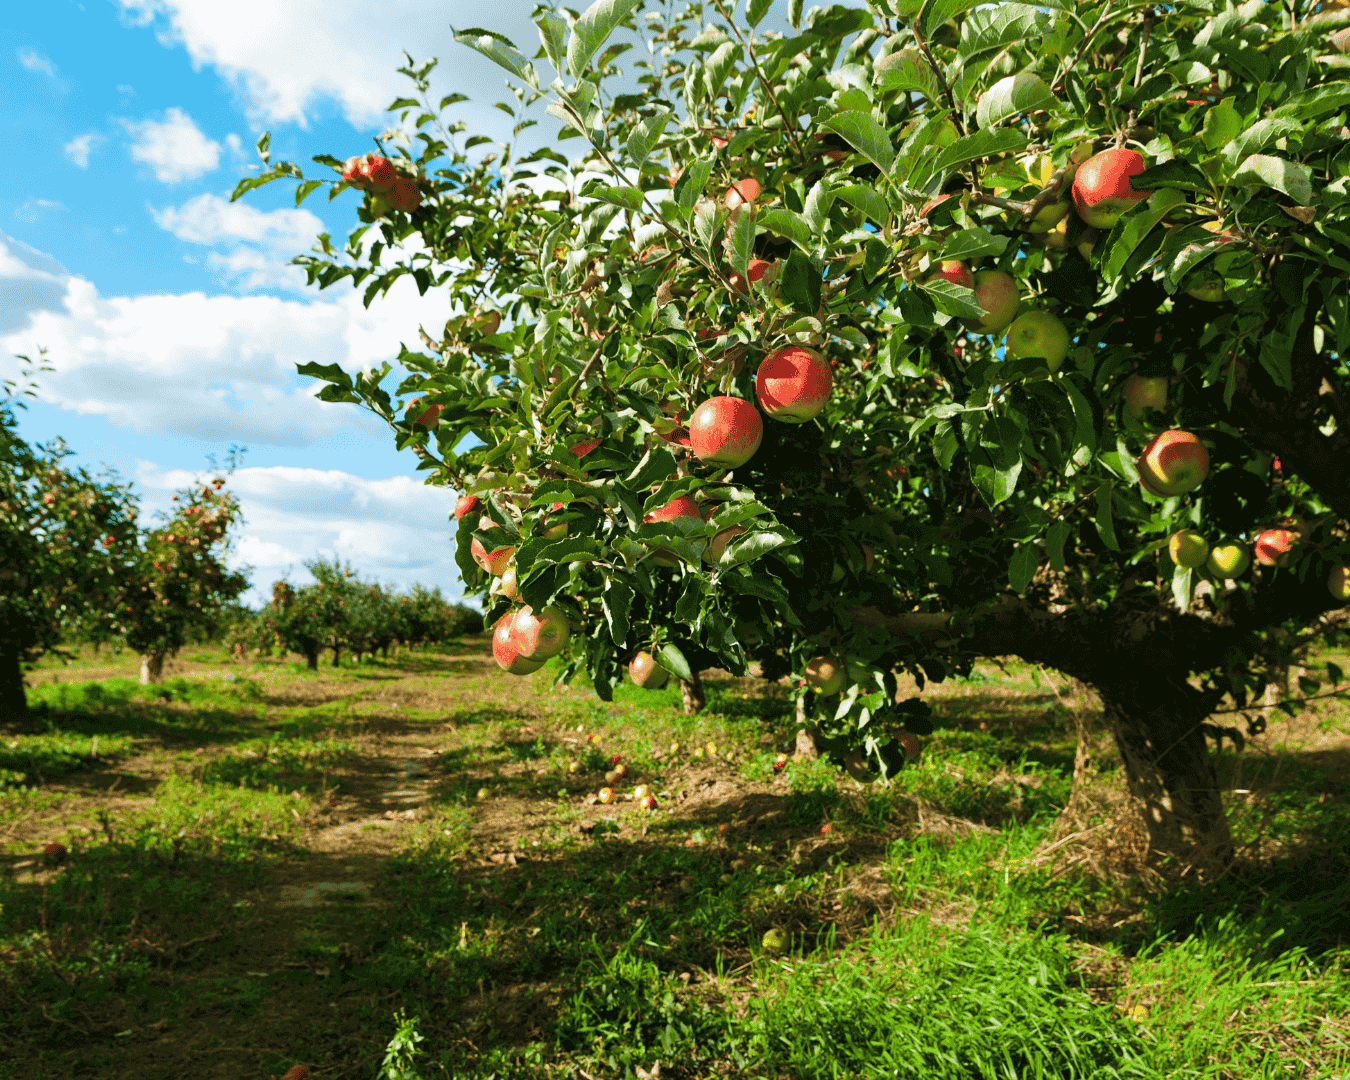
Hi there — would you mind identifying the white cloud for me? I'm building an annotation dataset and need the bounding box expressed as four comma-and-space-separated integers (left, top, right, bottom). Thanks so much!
224, 132, 242, 156
121, 107, 221, 182
13, 199, 63, 225
132, 461, 466, 608
18, 49, 56, 78
0, 229, 453, 447
64, 133, 103, 168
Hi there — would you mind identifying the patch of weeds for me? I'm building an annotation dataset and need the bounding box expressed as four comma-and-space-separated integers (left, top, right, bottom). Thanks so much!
402, 805, 474, 860
784, 757, 842, 826
0, 731, 136, 788
189, 734, 355, 792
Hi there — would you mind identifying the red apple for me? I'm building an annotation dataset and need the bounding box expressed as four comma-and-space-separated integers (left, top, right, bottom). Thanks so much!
729, 258, 770, 294
1254, 528, 1299, 567
493, 614, 544, 675
1071, 148, 1151, 230
755, 345, 833, 423
359, 154, 397, 192
711, 135, 729, 148
1123, 375, 1168, 417
279, 1068, 311, 1080
773, 752, 788, 772
927, 259, 974, 290
725, 178, 761, 209
42, 841, 67, 863
657, 411, 693, 448
454, 494, 481, 521
639, 793, 659, 810
960, 270, 1020, 335
509, 604, 571, 660
898, 732, 921, 761
407, 399, 443, 427
1003, 311, 1070, 372
1137, 430, 1210, 496
690, 397, 763, 469
629, 651, 670, 688
707, 523, 747, 564
804, 656, 845, 694
1168, 529, 1210, 569
341, 156, 367, 188
470, 537, 515, 576
1328, 565, 1350, 602
500, 566, 520, 601
599, 787, 616, 804
388, 176, 422, 212
643, 495, 706, 565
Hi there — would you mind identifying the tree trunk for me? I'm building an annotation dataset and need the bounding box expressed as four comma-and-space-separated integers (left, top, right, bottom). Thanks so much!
331, 646, 341, 668
1095, 676, 1235, 880
679, 672, 705, 714
305, 649, 319, 671
0, 644, 27, 721
139, 650, 167, 685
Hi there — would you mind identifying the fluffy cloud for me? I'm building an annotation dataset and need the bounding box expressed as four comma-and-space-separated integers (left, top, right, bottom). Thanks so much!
0, 229, 453, 447
133, 461, 467, 608
13, 200, 63, 225
64, 133, 103, 168
121, 107, 222, 182
17, 50, 56, 78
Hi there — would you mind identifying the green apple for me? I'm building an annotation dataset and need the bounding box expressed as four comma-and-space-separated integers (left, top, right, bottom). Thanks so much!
960, 270, 1020, 335
1187, 280, 1227, 302
761, 928, 789, 954
1168, 530, 1209, 570
1020, 198, 1070, 233
1329, 565, 1350, 602
1003, 311, 1070, 372
804, 656, 845, 694
1123, 374, 1169, 418
1207, 542, 1251, 578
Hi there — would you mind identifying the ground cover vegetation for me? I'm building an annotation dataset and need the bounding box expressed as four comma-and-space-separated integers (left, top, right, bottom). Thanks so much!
0, 639, 1348, 1078
236, 0, 1350, 883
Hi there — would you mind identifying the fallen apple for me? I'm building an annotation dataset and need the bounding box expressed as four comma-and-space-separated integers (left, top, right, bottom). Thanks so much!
761, 928, 788, 954
476, 787, 490, 800
639, 794, 659, 810
598, 787, 616, 804
773, 752, 788, 772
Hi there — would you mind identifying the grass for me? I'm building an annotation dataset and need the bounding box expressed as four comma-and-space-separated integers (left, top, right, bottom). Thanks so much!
0, 640, 1348, 1078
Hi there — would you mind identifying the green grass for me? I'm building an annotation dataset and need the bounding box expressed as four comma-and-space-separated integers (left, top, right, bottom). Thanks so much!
1, 642, 1348, 1078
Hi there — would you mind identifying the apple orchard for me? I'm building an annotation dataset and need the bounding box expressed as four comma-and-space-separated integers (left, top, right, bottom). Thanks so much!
234, 0, 1350, 880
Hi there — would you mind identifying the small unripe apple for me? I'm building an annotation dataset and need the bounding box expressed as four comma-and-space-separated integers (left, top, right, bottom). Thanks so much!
1040, 217, 1071, 249
1168, 529, 1210, 570
1003, 311, 1070, 372
629, 651, 670, 689
707, 523, 747, 564
1137, 431, 1209, 496
1187, 280, 1227, 302
368, 193, 393, 217
407, 398, 443, 427
804, 656, 845, 695
1254, 528, 1299, 567
761, 928, 788, 954
1020, 198, 1070, 233
1329, 565, 1350, 602
1071, 148, 1151, 229
755, 345, 832, 423
690, 397, 763, 469
470, 538, 515, 576
960, 270, 1020, 335
1076, 228, 1099, 262
1123, 375, 1168, 418
476, 787, 491, 800
1207, 542, 1250, 578
472, 311, 502, 337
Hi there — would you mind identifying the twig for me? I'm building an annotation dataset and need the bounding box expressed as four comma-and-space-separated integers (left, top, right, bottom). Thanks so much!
1121, 9, 1154, 147
911, 16, 966, 138
1050, 0, 1117, 97
711, 0, 806, 160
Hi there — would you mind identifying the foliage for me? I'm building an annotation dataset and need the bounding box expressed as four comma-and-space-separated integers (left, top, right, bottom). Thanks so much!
234, 0, 1350, 788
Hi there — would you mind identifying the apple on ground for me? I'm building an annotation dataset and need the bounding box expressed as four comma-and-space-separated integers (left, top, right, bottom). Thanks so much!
509, 604, 571, 660
639, 794, 659, 810
1207, 542, 1251, 578
773, 752, 788, 772
470, 537, 516, 576
629, 651, 671, 689
598, 787, 616, 804
1071, 148, 1151, 229
568, 760, 582, 774
960, 270, 1020, 335
1168, 530, 1210, 570
689, 397, 763, 469
454, 494, 481, 521
820, 823, 835, 835
279, 1067, 311, 1080
755, 346, 833, 422
476, 787, 490, 799
633, 784, 650, 800
926, 259, 974, 289
1137, 431, 1210, 496
729, 258, 770, 294
725, 178, 762, 209
1329, 565, 1350, 602
1123, 375, 1169, 417
761, 928, 788, 954
804, 656, 846, 695
43, 842, 67, 863
493, 614, 545, 675
1003, 311, 1070, 372
614, 762, 628, 778
1254, 529, 1300, 567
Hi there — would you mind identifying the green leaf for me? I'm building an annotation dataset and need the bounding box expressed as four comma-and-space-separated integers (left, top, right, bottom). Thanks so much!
1133, 158, 1212, 194
536, 13, 568, 75
1102, 188, 1188, 282
674, 157, 715, 211
626, 110, 671, 165
723, 528, 797, 568
1172, 563, 1192, 612
973, 458, 1021, 507
704, 41, 742, 101
802, 181, 834, 234
921, 278, 985, 319
747, 0, 774, 27
1060, 377, 1097, 455
872, 48, 942, 103
1009, 544, 1040, 593
781, 250, 822, 315
295, 179, 323, 206
975, 72, 1055, 129
452, 27, 538, 88
1046, 519, 1069, 571
1223, 116, 1305, 167
1094, 483, 1120, 551
959, 4, 1054, 59
581, 181, 645, 211
603, 576, 632, 648
820, 111, 894, 177
933, 128, 1028, 172
1273, 82, 1350, 122
940, 227, 1010, 262
567, 0, 643, 77
658, 642, 693, 682
729, 204, 757, 278
626, 446, 680, 493
1201, 100, 1244, 152
833, 183, 890, 227
1231, 154, 1313, 205
757, 207, 812, 247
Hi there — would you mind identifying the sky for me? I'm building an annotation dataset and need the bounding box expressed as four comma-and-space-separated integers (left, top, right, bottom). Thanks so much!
0, 0, 626, 609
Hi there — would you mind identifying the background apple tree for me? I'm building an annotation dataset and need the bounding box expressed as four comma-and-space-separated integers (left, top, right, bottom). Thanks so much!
235, 0, 1350, 879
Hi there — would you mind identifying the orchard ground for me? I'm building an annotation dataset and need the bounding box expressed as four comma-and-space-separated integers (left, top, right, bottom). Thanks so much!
1, 640, 1348, 1079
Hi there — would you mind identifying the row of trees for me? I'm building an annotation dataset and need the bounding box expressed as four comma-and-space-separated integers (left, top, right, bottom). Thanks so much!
235, 0, 1350, 880
229, 559, 482, 669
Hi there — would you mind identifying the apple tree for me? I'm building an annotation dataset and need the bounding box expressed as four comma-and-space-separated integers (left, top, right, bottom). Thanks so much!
0, 362, 140, 720
236, 0, 1350, 877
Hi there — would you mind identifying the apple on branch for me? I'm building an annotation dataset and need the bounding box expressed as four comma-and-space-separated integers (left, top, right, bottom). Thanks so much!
926, 260, 974, 290
407, 398, 443, 427
1254, 528, 1299, 567
509, 604, 571, 660
1207, 542, 1250, 579
755, 346, 832, 423
1329, 565, 1350, 602
454, 494, 481, 521
629, 651, 670, 689
725, 177, 762, 210
1123, 374, 1169, 418
1168, 529, 1210, 570
804, 656, 845, 694
359, 154, 397, 193
689, 397, 763, 469
493, 613, 544, 675
1003, 311, 1070, 373
470, 537, 515, 576
729, 258, 770, 294
1137, 430, 1210, 496
960, 270, 1020, 335
643, 495, 706, 565
1071, 148, 1152, 229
